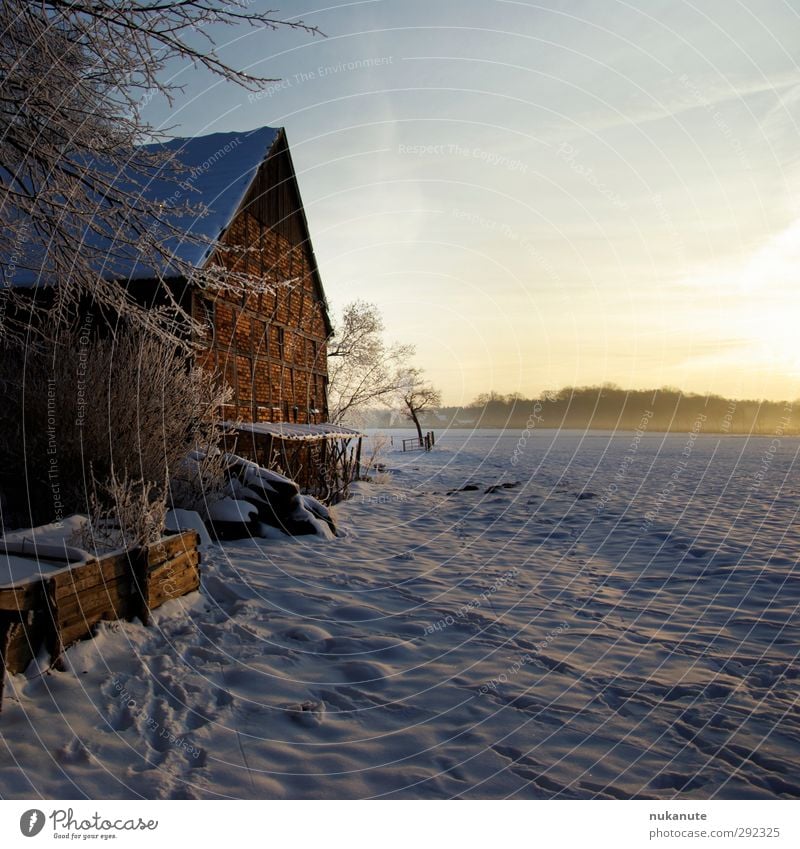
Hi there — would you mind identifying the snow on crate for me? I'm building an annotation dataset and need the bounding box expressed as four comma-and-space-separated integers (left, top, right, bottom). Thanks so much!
0, 554, 74, 590
164, 509, 212, 547
1, 516, 92, 588
2, 515, 90, 558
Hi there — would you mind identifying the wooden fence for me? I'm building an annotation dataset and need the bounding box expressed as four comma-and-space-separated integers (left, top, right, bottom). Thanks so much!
0, 530, 200, 712
402, 431, 436, 452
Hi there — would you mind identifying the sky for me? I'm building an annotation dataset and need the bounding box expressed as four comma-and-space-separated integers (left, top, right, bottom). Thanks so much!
145, 0, 800, 405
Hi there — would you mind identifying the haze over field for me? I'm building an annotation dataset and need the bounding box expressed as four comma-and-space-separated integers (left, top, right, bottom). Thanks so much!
359, 385, 798, 434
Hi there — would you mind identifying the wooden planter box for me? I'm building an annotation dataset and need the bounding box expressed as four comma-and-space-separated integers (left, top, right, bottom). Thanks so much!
0, 530, 200, 711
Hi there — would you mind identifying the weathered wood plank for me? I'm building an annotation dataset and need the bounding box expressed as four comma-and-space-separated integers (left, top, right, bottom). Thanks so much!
44, 578, 64, 670
146, 531, 198, 567
149, 550, 200, 583
59, 604, 125, 642
60, 620, 100, 649
0, 533, 201, 679
53, 558, 98, 582
0, 581, 44, 612
0, 617, 11, 712
149, 576, 200, 611
151, 564, 199, 595
3, 613, 47, 674
54, 556, 132, 600
130, 548, 150, 627
56, 583, 133, 624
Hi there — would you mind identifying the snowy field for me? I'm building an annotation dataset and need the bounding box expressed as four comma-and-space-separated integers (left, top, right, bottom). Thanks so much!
1, 427, 798, 799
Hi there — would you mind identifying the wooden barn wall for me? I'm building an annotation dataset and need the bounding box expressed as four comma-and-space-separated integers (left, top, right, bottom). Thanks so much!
195, 139, 330, 425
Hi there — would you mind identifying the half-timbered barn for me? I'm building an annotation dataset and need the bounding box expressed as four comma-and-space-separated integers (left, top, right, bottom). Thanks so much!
182, 127, 331, 425
165, 126, 362, 495
7, 126, 361, 498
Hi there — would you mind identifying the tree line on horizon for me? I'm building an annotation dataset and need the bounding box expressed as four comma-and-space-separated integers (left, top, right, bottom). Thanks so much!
356, 385, 798, 435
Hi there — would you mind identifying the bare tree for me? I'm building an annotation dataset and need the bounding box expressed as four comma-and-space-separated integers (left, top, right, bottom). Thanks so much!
398, 368, 442, 443
0, 1, 320, 345
326, 300, 413, 424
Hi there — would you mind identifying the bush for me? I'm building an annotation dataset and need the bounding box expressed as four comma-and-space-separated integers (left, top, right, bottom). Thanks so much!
0, 324, 231, 544
72, 470, 168, 553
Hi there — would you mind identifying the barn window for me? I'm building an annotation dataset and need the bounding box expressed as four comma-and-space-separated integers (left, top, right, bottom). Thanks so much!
282, 399, 289, 420
277, 326, 285, 360
196, 297, 215, 340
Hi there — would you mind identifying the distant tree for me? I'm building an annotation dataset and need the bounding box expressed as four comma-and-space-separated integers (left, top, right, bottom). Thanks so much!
398, 368, 442, 442
468, 390, 510, 408
0, 1, 320, 345
326, 300, 413, 424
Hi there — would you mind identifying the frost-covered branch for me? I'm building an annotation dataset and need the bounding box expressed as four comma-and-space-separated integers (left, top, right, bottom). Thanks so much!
0, 1, 321, 345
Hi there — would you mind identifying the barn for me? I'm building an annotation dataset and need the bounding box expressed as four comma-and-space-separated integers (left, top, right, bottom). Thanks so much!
8, 126, 361, 499
165, 126, 362, 496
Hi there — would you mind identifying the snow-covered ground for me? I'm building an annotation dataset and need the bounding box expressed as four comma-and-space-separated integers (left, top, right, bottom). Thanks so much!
1, 428, 798, 799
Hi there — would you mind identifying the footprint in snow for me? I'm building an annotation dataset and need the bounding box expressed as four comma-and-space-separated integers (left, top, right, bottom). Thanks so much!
284, 700, 326, 728
649, 772, 708, 791
281, 624, 333, 643
336, 660, 390, 689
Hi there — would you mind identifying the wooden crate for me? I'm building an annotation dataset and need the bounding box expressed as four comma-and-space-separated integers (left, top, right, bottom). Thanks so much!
0, 530, 201, 711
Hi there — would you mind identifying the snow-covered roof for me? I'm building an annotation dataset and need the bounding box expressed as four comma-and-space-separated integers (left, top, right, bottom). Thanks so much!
9, 127, 281, 284
129, 126, 281, 277
227, 421, 363, 441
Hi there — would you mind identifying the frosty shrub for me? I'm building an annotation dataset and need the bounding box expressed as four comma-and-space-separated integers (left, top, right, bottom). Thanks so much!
169, 447, 231, 517
360, 433, 391, 481
0, 324, 231, 534
73, 469, 168, 554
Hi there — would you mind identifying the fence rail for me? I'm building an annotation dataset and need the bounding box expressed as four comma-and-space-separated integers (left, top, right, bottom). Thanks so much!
402, 431, 436, 452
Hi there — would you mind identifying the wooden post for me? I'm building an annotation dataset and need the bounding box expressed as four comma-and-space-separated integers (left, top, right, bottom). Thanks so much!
0, 615, 11, 714
45, 577, 65, 671
130, 547, 152, 627
355, 436, 363, 481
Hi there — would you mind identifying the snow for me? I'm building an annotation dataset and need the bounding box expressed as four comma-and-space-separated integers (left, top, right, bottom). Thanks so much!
225, 454, 295, 493
290, 498, 334, 540
8, 127, 280, 285
207, 498, 258, 523
164, 509, 212, 548
0, 554, 71, 589
3, 515, 90, 558
228, 420, 363, 441
258, 523, 289, 540
0, 429, 798, 799
0, 516, 91, 589
1, 516, 92, 586
301, 494, 331, 521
